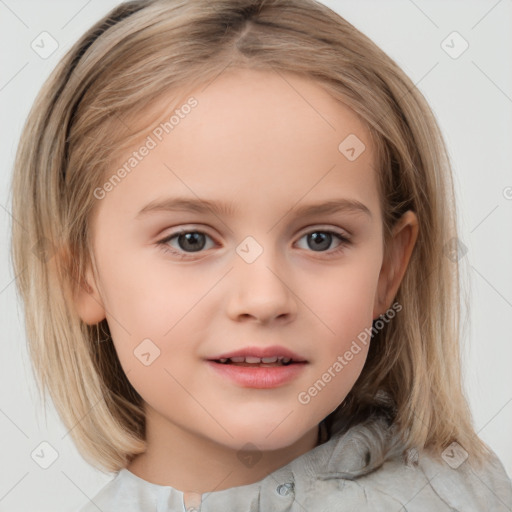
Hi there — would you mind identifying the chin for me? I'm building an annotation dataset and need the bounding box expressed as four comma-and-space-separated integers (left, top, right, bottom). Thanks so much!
219, 423, 311, 452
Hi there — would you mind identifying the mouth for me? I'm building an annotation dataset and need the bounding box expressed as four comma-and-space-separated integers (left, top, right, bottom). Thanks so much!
206, 345, 308, 366
205, 346, 308, 388
205, 357, 308, 388
210, 356, 301, 367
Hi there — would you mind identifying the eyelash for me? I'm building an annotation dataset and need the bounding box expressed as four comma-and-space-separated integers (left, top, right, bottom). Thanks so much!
156, 227, 351, 260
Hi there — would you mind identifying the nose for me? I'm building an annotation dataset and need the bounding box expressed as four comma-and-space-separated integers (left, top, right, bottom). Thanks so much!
225, 248, 298, 325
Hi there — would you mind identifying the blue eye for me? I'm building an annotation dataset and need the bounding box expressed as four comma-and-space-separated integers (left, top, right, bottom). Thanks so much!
156, 228, 351, 260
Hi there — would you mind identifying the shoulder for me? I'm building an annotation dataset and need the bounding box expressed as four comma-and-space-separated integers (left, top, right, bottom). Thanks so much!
308, 418, 512, 511
413, 447, 512, 510
75, 471, 131, 512
344, 450, 511, 511
75, 469, 183, 512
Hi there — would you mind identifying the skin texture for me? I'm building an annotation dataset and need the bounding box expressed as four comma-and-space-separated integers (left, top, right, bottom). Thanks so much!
74, 68, 418, 493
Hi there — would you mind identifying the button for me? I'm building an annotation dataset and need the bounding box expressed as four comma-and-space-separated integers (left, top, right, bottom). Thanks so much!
276, 482, 294, 496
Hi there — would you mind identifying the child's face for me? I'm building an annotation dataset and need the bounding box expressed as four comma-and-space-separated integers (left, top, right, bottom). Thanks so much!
80, 68, 395, 451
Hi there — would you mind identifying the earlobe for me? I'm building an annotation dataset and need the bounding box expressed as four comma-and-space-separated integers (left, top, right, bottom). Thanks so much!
373, 210, 419, 318
72, 263, 107, 326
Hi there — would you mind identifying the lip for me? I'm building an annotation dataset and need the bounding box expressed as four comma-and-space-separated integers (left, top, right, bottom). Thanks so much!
206, 345, 307, 363
205, 360, 308, 388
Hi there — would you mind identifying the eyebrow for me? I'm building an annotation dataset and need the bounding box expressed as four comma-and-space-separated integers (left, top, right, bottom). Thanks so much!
135, 196, 372, 219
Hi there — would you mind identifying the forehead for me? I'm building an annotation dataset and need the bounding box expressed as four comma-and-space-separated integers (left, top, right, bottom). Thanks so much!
96, 68, 380, 222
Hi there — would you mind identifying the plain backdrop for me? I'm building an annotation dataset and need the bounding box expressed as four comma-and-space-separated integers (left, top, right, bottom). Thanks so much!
0, 1, 511, 510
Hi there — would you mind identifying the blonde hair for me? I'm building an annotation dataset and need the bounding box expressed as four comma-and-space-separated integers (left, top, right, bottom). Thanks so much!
11, 0, 493, 473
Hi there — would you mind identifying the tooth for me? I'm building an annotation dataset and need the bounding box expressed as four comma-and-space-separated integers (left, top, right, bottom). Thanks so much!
218, 356, 292, 364
245, 356, 262, 363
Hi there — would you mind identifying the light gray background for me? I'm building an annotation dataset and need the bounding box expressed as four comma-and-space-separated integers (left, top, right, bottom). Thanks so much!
1, 1, 511, 510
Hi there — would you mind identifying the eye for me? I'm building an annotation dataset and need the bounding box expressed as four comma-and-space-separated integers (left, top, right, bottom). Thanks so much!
156, 227, 351, 260
157, 229, 216, 259
295, 229, 351, 256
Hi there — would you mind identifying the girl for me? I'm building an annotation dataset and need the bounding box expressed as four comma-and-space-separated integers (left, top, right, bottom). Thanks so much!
10, 0, 512, 510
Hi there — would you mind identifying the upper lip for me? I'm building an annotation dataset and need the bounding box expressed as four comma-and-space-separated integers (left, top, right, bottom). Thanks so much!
207, 345, 308, 362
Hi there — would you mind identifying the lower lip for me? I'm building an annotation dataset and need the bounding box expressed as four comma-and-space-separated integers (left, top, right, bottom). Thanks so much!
205, 361, 307, 388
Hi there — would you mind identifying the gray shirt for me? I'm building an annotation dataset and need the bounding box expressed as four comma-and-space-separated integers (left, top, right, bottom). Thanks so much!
77, 417, 512, 511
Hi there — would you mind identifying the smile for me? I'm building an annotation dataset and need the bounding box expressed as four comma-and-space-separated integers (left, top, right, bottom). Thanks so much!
215, 356, 293, 366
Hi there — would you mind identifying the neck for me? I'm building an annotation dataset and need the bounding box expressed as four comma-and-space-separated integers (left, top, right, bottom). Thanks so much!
126, 412, 320, 494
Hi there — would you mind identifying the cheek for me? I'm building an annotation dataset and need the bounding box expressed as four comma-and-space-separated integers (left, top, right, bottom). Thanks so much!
298, 265, 379, 412
306, 255, 381, 340
98, 251, 213, 379
299, 255, 381, 406
99, 249, 199, 332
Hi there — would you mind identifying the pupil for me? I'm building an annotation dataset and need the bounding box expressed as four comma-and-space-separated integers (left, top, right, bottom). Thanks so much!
309, 232, 331, 251
179, 232, 205, 252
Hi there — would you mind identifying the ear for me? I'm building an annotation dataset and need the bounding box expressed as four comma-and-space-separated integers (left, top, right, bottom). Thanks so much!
373, 210, 419, 318
72, 260, 107, 326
